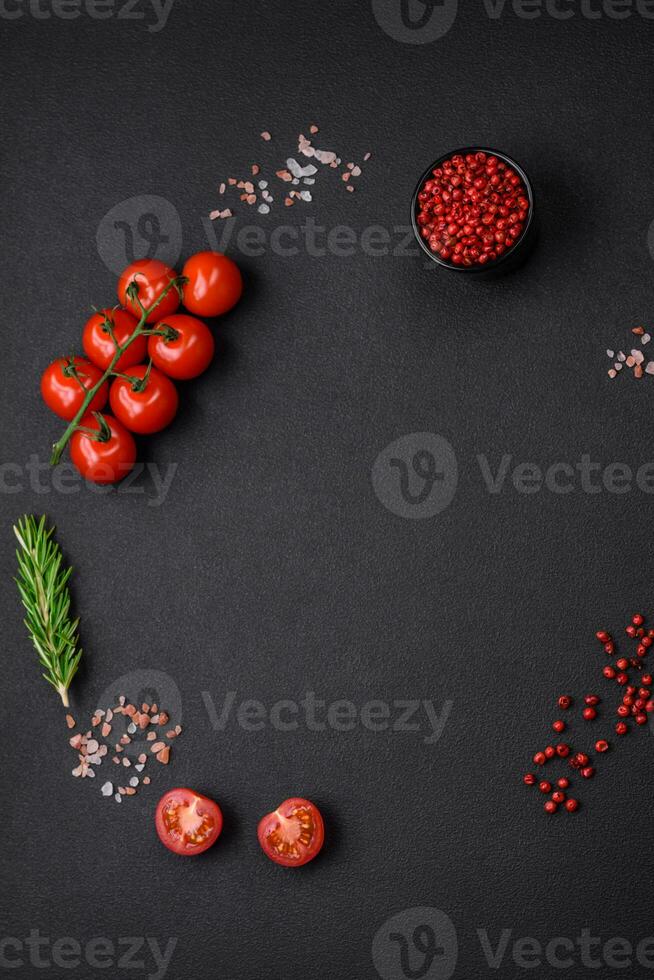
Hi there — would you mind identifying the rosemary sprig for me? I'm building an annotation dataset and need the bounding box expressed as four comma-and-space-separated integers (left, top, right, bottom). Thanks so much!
14, 515, 82, 706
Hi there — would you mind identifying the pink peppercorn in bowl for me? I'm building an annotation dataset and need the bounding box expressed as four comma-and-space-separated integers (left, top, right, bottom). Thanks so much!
411, 147, 536, 277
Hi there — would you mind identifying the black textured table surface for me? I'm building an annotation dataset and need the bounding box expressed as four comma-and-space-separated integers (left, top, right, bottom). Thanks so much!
3, 2, 654, 978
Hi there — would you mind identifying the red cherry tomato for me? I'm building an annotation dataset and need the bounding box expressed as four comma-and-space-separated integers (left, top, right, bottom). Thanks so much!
117, 259, 180, 323
41, 357, 108, 421
257, 797, 324, 867
147, 314, 215, 380
109, 364, 178, 435
69, 413, 136, 484
181, 251, 242, 317
155, 788, 223, 856
82, 307, 145, 372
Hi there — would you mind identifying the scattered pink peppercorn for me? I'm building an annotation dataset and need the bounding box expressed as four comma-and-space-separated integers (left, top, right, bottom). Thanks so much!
596, 630, 610, 643
551, 791, 565, 804
556, 743, 570, 758
539, 781, 552, 794
544, 746, 556, 759
523, 773, 537, 786
557, 777, 570, 789
533, 752, 546, 765
595, 740, 609, 753
558, 695, 572, 710
552, 720, 565, 733
633, 614, 644, 626
565, 799, 579, 812
581, 767, 595, 779
544, 800, 558, 814
616, 721, 628, 735
584, 694, 600, 706
583, 707, 597, 721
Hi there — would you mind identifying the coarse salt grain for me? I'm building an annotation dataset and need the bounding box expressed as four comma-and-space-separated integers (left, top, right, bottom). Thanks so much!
314, 149, 337, 165
606, 349, 614, 357
258, 204, 270, 214
608, 369, 617, 378
101, 782, 113, 796
261, 131, 271, 141
66, 714, 76, 729
643, 334, 651, 345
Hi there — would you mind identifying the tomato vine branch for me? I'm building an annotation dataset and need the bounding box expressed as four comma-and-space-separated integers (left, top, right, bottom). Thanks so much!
49, 276, 187, 466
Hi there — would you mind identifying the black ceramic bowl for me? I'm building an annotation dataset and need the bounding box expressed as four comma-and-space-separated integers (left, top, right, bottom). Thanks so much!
411, 147, 536, 278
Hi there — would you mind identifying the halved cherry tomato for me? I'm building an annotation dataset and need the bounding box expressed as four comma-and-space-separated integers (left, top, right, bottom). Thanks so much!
155, 788, 223, 856
181, 251, 242, 317
69, 412, 136, 484
148, 314, 215, 380
117, 259, 180, 323
41, 356, 108, 421
82, 307, 145, 372
257, 797, 324, 867
109, 364, 178, 435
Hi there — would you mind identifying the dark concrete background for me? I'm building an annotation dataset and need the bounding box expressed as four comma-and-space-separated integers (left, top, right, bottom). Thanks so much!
2, 1, 654, 978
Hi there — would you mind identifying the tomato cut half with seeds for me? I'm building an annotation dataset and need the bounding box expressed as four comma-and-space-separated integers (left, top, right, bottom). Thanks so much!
155, 788, 223, 856
257, 797, 324, 867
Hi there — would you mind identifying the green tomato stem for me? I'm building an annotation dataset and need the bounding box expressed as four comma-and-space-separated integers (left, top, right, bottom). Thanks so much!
49, 277, 186, 466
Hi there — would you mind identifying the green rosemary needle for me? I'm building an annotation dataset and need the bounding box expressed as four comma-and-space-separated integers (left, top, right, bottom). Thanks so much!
14, 515, 83, 706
